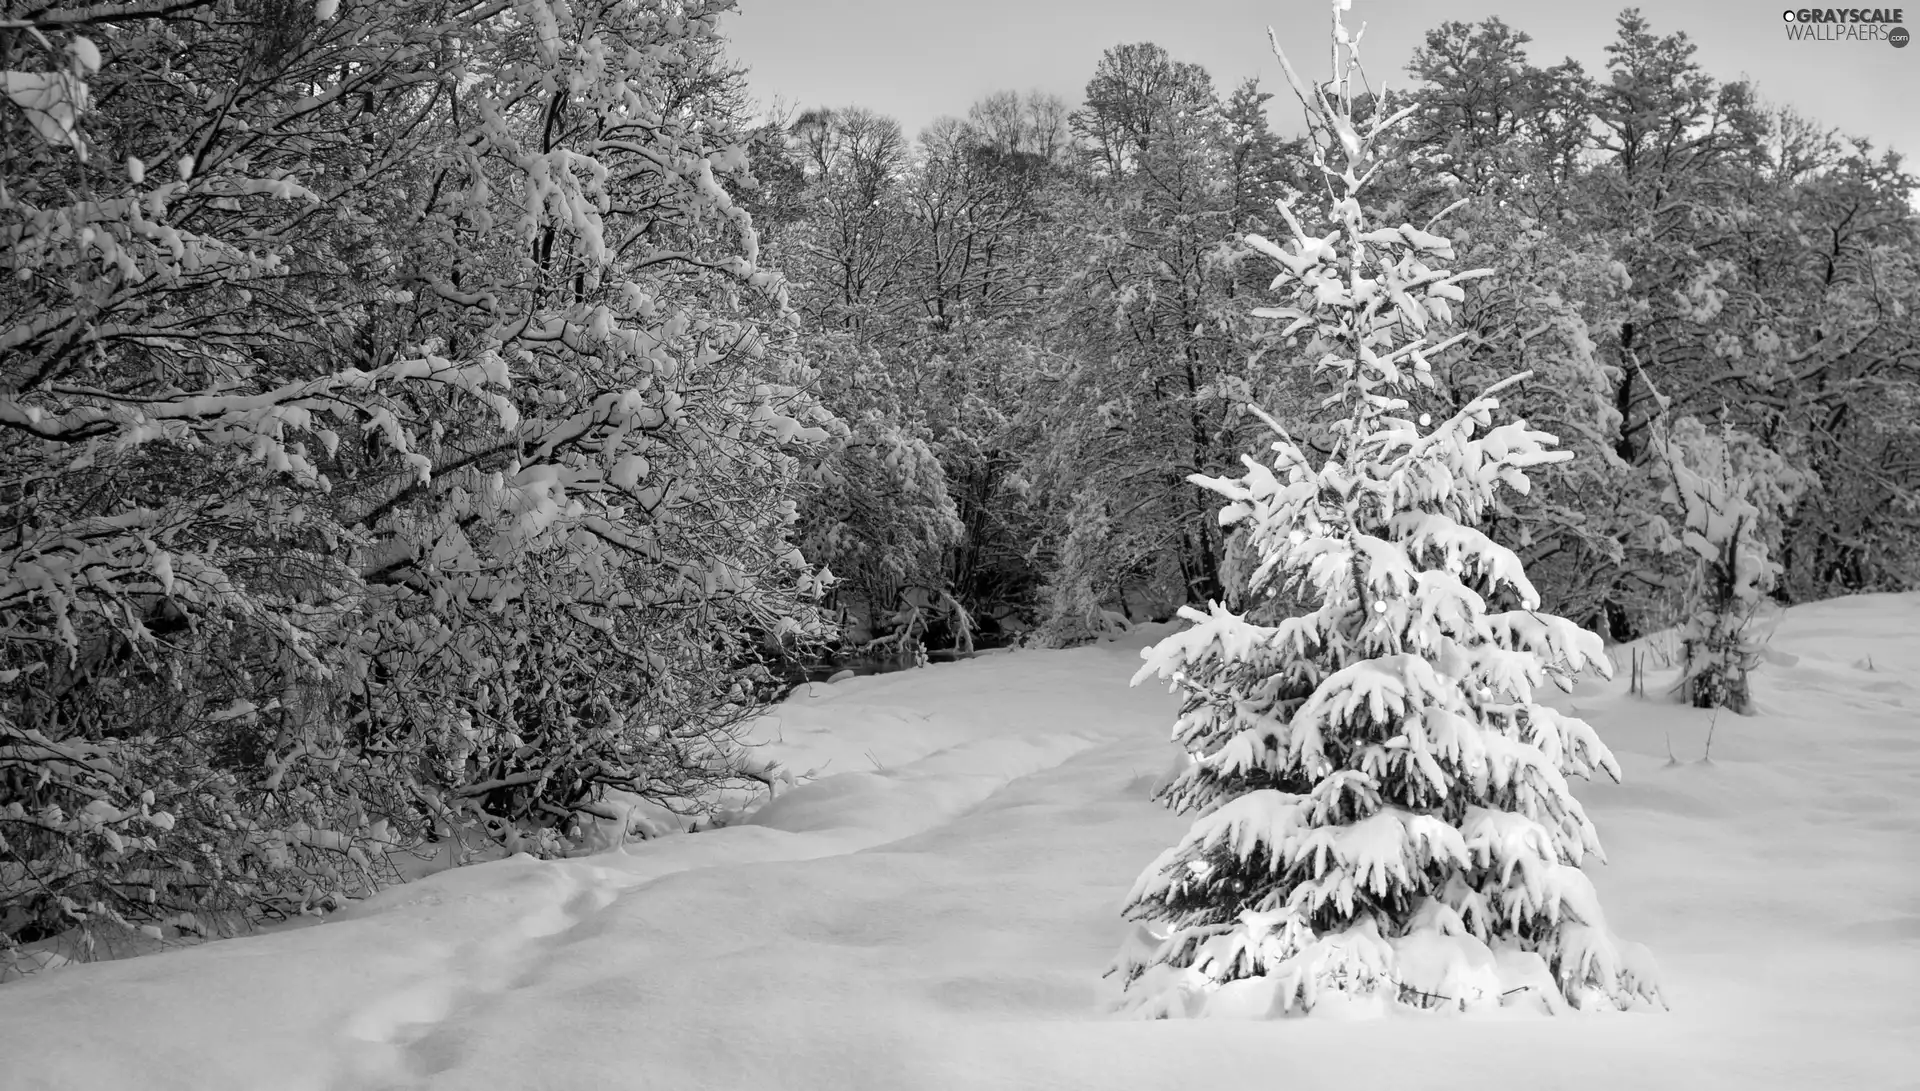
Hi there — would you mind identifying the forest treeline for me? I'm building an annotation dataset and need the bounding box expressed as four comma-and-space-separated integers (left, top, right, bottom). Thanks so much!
1, 0, 1913, 956
767, 11, 1917, 652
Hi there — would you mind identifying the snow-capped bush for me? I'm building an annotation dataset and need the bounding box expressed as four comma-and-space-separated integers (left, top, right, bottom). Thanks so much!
2, 0, 833, 955
1651, 417, 1812, 711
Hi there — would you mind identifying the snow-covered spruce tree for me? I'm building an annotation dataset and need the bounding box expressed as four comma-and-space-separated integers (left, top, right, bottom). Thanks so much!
1108, 5, 1664, 1019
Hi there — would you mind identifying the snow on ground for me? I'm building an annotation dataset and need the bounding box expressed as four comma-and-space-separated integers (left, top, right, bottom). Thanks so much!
2, 596, 1917, 1091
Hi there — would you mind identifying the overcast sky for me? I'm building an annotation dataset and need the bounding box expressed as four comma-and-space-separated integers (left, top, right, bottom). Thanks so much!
726, 0, 1919, 163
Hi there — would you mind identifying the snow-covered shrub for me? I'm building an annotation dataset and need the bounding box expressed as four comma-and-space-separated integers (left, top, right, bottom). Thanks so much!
1108, 4, 1663, 1018
341, 0, 842, 833
1651, 417, 1811, 711
2, 0, 834, 954
0, 0, 491, 959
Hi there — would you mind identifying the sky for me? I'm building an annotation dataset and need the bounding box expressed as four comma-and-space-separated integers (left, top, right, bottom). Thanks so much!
725, 0, 1920, 163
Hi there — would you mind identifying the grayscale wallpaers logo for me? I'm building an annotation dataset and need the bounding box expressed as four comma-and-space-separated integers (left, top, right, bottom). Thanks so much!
1781, 8, 1908, 45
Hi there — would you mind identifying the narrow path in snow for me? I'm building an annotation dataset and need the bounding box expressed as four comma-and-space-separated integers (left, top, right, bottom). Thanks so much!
311, 636, 1178, 1091
334, 860, 634, 1089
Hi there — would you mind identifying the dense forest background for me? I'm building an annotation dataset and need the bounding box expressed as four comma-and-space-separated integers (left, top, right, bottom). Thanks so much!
765, 11, 1918, 652
2, 0, 1914, 955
